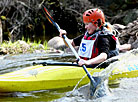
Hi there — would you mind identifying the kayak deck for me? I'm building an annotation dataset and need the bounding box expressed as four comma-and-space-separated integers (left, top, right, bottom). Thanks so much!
0, 65, 102, 92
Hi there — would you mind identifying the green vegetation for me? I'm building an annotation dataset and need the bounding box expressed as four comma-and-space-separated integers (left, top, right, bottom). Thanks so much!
0, 39, 48, 55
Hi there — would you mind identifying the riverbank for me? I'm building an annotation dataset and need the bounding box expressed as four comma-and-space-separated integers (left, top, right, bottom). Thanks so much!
0, 40, 48, 55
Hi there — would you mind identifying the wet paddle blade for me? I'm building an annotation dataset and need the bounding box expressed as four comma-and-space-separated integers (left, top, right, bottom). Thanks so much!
90, 77, 102, 96
90, 76, 110, 98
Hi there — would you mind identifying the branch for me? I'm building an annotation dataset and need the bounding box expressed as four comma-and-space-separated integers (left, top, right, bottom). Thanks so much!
0, 0, 11, 14
38, 0, 45, 8
10, 15, 26, 35
65, 8, 82, 16
16, 1, 31, 9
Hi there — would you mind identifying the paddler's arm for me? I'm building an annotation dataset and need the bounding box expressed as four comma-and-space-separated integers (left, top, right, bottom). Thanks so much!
119, 44, 131, 51
78, 53, 107, 66
78, 36, 109, 66
59, 29, 75, 47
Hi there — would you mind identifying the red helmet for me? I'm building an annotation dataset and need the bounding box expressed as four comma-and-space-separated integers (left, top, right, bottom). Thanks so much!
83, 8, 105, 27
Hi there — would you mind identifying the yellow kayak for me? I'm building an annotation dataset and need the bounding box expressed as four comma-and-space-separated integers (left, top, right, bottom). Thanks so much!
0, 61, 137, 92
0, 64, 102, 92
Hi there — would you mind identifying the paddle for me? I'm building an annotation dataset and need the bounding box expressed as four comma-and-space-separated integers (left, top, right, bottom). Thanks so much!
33, 62, 78, 66
42, 5, 99, 96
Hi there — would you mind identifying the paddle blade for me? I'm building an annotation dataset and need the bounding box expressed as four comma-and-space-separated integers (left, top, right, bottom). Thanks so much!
43, 7, 54, 24
90, 77, 102, 97
42, 5, 61, 31
90, 76, 111, 99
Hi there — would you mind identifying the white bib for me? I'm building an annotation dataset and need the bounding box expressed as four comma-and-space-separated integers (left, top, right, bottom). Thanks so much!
78, 39, 95, 58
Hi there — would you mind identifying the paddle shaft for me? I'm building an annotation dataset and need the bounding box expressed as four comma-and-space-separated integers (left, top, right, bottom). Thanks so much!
42, 5, 96, 84
33, 62, 78, 66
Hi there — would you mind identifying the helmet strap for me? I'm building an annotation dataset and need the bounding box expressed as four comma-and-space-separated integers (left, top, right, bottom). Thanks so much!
92, 21, 100, 30
96, 27, 100, 31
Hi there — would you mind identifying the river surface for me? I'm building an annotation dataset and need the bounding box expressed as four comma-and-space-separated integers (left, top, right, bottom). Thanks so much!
0, 49, 138, 102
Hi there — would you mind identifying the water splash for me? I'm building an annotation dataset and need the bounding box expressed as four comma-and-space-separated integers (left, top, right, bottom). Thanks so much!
54, 49, 138, 102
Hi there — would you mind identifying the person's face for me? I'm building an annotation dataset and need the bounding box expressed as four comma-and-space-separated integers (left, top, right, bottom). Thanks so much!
84, 22, 97, 34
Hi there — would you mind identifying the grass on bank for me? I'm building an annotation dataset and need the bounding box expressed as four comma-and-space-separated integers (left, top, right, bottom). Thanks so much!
0, 38, 48, 54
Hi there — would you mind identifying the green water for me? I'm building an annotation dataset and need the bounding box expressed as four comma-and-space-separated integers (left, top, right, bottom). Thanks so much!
0, 81, 78, 102
0, 89, 68, 102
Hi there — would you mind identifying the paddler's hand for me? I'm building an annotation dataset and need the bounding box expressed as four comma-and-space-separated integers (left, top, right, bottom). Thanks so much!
59, 29, 67, 38
78, 59, 88, 66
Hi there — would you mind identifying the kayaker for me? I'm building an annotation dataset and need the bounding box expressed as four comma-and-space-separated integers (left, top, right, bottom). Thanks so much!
59, 8, 119, 68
